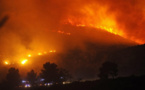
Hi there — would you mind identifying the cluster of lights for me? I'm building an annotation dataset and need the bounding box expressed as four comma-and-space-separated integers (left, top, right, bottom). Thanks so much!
37, 50, 56, 56
22, 80, 31, 88
25, 84, 31, 88
3, 50, 56, 66
21, 79, 71, 87
44, 83, 53, 86
4, 59, 28, 66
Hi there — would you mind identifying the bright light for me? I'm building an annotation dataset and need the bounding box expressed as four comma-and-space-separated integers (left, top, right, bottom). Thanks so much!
22, 80, 26, 83
21, 59, 28, 65
4, 61, 9, 65
25, 84, 31, 88
63, 81, 71, 85
44, 83, 53, 86
28, 54, 31, 57
38, 53, 42, 55
40, 78, 45, 82
49, 50, 53, 53
49, 50, 56, 53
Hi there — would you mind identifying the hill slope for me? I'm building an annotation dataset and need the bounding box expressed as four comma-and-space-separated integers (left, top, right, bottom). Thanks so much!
108, 44, 145, 76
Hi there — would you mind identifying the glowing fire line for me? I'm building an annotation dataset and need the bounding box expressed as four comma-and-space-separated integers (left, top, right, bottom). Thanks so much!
3, 50, 56, 66
64, 18, 143, 44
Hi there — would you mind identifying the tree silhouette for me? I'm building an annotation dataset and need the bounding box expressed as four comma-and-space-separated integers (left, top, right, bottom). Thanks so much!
26, 70, 37, 86
6, 67, 20, 87
58, 69, 71, 83
41, 62, 70, 84
98, 61, 118, 80
41, 62, 59, 83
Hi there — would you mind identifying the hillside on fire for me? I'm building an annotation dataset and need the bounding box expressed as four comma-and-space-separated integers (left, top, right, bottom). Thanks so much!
0, 0, 145, 90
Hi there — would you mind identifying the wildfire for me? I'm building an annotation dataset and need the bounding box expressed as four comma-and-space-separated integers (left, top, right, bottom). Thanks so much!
2, 49, 56, 66
4, 50, 56, 65
65, 18, 125, 38
65, 17, 145, 44
95, 26, 124, 36
61, 4, 145, 44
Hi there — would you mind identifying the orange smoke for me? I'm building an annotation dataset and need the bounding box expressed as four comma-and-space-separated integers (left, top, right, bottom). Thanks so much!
0, 0, 145, 77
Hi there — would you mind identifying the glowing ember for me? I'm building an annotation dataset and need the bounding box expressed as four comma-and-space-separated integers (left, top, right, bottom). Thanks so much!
38, 53, 42, 55
28, 54, 32, 57
49, 50, 53, 53
21, 59, 28, 65
49, 50, 56, 53
4, 61, 9, 65
2, 49, 56, 66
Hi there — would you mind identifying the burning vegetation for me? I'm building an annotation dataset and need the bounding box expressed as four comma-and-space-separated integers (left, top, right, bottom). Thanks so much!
0, 0, 145, 81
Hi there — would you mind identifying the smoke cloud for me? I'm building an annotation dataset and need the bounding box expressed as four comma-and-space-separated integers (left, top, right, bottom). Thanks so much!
0, 0, 144, 79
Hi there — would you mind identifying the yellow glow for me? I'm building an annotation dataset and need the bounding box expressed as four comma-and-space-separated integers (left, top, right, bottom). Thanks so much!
4, 61, 9, 65
96, 26, 124, 36
50, 50, 56, 53
38, 53, 42, 55
21, 59, 28, 65
28, 54, 31, 57
49, 50, 53, 53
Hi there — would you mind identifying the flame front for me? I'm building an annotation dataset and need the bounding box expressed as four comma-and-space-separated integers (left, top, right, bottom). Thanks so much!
62, 3, 144, 44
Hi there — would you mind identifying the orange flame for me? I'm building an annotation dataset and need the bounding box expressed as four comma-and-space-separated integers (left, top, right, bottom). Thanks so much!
62, 5, 144, 44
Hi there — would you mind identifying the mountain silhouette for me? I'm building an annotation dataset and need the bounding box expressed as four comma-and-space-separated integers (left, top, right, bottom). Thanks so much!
108, 44, 145, 76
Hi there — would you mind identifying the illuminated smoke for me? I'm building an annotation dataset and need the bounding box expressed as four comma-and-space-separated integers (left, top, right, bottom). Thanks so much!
0, 0, 144, 78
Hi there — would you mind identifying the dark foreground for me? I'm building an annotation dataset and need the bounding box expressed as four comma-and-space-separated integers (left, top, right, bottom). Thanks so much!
1, 75, 145, 90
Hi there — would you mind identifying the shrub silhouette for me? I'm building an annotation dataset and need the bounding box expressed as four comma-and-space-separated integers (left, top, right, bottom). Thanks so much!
40, 62, 70, 84
6, 67, 20, 88
98, 61, 118, 79
26, 70, 37, 86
